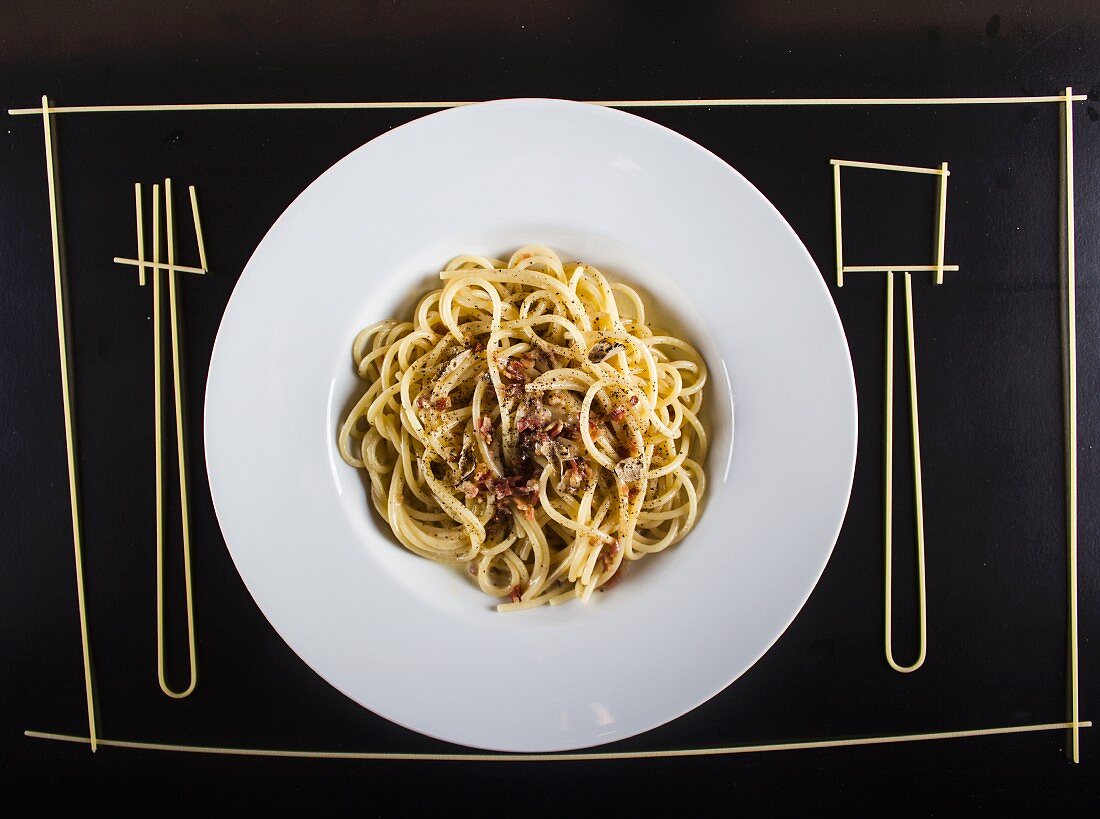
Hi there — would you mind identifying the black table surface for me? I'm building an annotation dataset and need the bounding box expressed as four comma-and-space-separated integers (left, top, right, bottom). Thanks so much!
2, 1, 1098, 812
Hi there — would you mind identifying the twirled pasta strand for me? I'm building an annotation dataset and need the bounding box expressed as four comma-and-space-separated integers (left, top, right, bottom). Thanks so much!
338, 246, 707, 610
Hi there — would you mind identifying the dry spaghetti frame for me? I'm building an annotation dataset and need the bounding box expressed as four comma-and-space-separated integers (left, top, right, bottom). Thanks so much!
8, 89, 1086, 763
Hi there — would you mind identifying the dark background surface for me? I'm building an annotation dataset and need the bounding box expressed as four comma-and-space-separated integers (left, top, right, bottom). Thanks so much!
2, 1, 1098, 812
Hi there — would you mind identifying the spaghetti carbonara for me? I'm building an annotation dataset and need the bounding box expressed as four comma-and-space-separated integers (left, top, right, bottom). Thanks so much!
338, 246, 707, 610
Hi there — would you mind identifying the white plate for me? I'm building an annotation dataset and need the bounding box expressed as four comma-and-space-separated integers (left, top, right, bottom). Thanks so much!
205, 98, 857, 752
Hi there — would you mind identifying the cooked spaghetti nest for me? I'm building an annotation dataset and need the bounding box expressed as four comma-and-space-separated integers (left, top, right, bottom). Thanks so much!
338, 245, 707, 611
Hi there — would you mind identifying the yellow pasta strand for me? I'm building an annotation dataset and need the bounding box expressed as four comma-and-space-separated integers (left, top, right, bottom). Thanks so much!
338, 246, 707, 609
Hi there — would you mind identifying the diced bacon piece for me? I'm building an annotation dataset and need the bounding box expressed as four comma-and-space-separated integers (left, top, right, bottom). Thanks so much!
476, 415, 494, 440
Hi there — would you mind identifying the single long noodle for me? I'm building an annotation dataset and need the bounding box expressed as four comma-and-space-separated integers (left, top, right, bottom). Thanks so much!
339, 246, 708, 610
